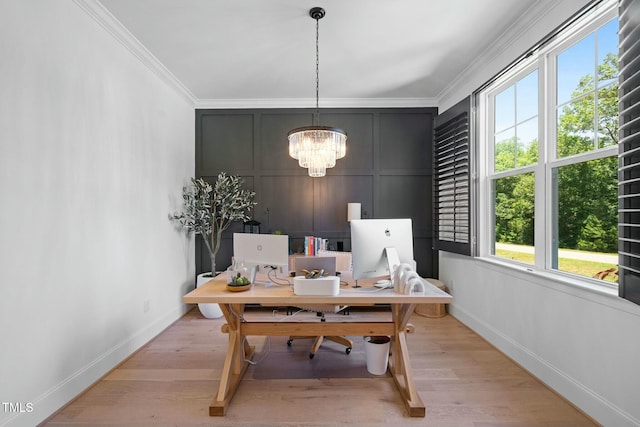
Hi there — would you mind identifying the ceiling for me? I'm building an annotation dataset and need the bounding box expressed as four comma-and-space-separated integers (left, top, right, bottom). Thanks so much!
97, 0, 541, 107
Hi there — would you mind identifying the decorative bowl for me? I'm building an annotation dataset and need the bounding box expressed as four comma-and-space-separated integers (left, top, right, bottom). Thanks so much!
226, 283, 252, 292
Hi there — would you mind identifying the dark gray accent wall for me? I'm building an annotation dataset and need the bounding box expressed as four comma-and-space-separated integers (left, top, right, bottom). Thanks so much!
195, 107, 437, 277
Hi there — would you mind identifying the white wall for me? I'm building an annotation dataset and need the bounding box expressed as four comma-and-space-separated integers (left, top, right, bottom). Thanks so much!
438, 1, 640, 425
440, 254, 640, 426
0, 2, 195, 426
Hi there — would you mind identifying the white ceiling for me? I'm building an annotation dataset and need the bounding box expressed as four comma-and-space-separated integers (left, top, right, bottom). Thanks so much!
97, 0, 541, 107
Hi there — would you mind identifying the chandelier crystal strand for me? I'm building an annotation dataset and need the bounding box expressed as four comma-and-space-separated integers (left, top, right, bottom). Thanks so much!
287, 7, 347, 178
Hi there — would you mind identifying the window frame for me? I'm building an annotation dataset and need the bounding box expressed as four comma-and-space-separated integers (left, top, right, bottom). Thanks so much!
476, 1, 619, 289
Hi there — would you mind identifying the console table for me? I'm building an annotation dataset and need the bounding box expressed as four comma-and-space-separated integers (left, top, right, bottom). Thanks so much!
182, 273, 452, 417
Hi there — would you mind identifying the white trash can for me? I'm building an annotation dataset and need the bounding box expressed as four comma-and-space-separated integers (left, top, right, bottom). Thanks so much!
364, 336, 391, 375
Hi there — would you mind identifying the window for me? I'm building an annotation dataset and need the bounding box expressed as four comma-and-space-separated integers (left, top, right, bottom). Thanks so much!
489, 68, 539, 265
478, 1, 619, 286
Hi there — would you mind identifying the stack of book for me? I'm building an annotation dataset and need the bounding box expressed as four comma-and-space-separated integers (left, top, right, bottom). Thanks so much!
304, 236, 328, 256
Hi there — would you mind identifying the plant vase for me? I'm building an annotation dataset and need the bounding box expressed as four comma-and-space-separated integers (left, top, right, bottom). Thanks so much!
196, 272, 224, 318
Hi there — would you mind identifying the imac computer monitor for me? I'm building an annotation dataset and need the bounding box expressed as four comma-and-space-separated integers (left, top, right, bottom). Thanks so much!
350, 218, 414, 280
233, 233, 289, 274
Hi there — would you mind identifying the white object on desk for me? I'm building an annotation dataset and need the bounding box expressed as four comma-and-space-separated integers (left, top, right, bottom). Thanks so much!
393, 263, 414, 293
399, 270, 420, 294
374, 279, 392, 288
406, 276, 426, 295
293, 276, 340, 296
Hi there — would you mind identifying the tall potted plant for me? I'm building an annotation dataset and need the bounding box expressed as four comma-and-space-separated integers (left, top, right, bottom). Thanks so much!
170, 172, 256, 317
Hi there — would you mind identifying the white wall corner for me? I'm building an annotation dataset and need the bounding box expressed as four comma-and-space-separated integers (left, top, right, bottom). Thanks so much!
72, 0, 197, 106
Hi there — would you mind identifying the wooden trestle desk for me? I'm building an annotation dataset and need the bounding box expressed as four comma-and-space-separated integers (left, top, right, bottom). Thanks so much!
182, 272, 452, 417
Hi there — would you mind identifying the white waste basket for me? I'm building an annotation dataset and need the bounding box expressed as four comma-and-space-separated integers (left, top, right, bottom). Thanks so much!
364, 336, 390, 375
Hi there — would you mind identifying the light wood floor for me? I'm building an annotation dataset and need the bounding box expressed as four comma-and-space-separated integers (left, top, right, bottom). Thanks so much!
42, 306, 598, 427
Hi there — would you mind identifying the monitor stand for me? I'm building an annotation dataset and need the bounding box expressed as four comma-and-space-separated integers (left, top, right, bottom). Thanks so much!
385, 247, 400, 287
248, 264, 258, 285
351, 247, 400, 288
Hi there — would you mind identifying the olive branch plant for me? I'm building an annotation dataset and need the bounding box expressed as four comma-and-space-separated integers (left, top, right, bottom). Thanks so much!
169, 172, 257, 275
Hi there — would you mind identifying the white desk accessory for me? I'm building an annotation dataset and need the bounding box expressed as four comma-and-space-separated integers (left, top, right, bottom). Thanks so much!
293, 276, 340, 296
406, 276, 426, 295
393, 263, 414, 293
401, 271, 420, 294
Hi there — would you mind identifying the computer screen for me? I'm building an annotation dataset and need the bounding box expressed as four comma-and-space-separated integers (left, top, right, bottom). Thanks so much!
350, 218, 414, 280
233, 233, 289, 273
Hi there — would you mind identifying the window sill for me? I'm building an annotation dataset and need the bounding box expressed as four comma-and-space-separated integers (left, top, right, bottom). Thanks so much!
475, 256, 639, 315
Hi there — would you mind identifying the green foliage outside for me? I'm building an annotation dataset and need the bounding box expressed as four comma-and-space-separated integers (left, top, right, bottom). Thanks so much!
494, 54, 619, 268
496, 248, 618, 283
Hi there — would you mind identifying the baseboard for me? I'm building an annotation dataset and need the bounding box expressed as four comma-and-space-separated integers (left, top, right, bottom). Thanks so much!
449, 304, 640, 427
2, 304, 190, 427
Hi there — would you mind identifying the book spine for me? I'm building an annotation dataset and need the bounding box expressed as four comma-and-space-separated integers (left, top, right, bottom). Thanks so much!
304, 236, 328, 255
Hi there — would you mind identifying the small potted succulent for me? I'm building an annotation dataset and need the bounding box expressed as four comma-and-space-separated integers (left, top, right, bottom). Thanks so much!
225, 259, 254, 292
226, 271, 252, 292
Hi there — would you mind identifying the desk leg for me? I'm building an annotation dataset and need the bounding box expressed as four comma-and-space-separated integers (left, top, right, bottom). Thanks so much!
210, 303, 254, 416
389, 303, 425, 417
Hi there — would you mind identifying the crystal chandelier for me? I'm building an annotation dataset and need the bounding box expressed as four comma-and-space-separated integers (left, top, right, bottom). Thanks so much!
288, 7, 347, 178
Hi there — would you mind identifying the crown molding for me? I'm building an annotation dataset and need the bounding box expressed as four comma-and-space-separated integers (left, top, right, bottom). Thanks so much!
73, 0, 197, 106
72, 0, 439, 111
437, 0, 570, 106
195, 97, 438, 110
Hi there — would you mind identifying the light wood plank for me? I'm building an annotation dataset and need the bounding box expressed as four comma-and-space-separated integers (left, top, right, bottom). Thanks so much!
42, 307, 598, 427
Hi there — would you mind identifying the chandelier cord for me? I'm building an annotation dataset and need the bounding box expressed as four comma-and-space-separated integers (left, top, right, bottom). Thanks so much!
315, 15, 320, 125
